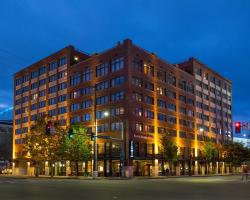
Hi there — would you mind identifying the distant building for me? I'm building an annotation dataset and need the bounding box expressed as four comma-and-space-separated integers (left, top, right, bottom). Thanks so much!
233, 122, 250, 148
0, 120, 13, 172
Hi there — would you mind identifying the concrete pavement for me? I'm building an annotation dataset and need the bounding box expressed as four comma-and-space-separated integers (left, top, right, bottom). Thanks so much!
0, 175, 249, 200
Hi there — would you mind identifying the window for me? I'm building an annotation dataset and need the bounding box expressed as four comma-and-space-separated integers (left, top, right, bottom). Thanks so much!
49, 97, 57, 105
187, 98, 194, 106
166, 103, 176, 112
158, 127, 166, 134
39, 101, 46, 108
132, 77, 143, 87
166, 73, 176, 86
179, 119, 187, 126
58, 82, 67, 91
111, 107, 125, 116
70, 74, 81, 86
144, 110, 154, 119
96, 63, 109, 77
83, 113, 92, 121
70, 116, 80, 124
167, 116, 177, 124
187, 83, 194, 94
82, 87, 92, 95
39, 66, 46, 75
168, 129, 177, 137
179, 80, 186, 91
195, 68, 202, 76
31, 103, 38, 111
145, 125, 154, 133
111, 76, 125, 87
22, 96, 29, 103
180, 131, 187, 138
48, 109, 57, 117
157, 99, 166, 108
133, 93, 143, 102
144, 96, 154, 105
58, 70, 67, 79
96, 96, 108, 105
48, 85, 57, 94
158, 113, 166, 121
96, 110, 107, 119
165, 90, 176, 99
179, 95, 186, 103
59, 57, 67, 66
96, 80, 109, 91
134, 107, 143, 116
179, 107, 186, 115
16, 77, 23, 86
111, 122, 122, 131
49, 74, 57, 82
23, 74, 29, 83
31, 93, 38, 101
83, 69, 93, 82
70, 103, 80, 112
187, 109, 194, 117
143, 64, 154, 76
145, 82, 154, 91
133, 59, 143, 72
82, 99, 92, 108
39, 90, 46, 97
97, 124, 109, 132
157, 71, 166, 82
135, 123, 143, 132
111, 57, 124, 72
157, 87, 164, 95
39, 79, 46, 86
49, 61, 57, 71
31, 82, 39, 90
58, 107, 66, 114
196, 101, 203, 109
31, 70, 39, 79
58, 94, 66, 102
111, 91, 124, 101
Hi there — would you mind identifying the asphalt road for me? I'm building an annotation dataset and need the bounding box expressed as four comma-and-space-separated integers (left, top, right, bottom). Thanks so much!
0, 176, 249, 200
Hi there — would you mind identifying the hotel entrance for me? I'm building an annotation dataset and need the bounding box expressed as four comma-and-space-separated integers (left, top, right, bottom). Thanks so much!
133, 160, 153, 176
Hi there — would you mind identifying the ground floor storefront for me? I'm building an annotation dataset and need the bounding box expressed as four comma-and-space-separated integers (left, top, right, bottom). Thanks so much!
12, 158, 241, 177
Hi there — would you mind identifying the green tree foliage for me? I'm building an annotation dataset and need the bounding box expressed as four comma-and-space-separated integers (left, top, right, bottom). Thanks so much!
24, 117, 65, 177
60, 123, 91, 176
202, 141, 219, 163
160, 133, 178, 175
222, 141, 250, 166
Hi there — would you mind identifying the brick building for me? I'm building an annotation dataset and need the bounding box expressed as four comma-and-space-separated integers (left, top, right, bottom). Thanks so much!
13, 39, 232, 176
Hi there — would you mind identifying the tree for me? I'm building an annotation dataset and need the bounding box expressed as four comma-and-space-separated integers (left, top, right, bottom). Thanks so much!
24, 116, 64, 177
222, 141, 250, 168
160, 133, 178, 175
60, 123, 91, 176
202, 141, 218, 174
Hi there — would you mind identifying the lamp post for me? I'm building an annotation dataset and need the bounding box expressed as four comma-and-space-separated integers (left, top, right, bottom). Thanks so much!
92, 85, 98, 178
103, 111, 125, 177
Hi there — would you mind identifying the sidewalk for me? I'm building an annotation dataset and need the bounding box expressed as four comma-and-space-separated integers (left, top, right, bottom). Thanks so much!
0, 173, 236, 180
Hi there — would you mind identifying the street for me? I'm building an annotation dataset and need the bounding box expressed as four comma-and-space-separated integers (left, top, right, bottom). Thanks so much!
0, 176, 249, 200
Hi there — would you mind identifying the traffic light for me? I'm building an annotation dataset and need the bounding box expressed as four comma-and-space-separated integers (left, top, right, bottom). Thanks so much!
91, 132, 95, 141
45, 121, 52, 135
68, 128, 74, 139
235, 122, 241, 133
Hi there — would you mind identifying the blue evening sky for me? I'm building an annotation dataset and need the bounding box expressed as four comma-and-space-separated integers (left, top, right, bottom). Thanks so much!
0, 0, 249, 121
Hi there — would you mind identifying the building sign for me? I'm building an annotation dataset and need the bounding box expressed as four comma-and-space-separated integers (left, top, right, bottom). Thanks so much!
129, 140, 134, 158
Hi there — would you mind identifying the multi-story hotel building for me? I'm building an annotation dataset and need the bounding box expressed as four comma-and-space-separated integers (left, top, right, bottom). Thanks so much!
13, 39, 232, 176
